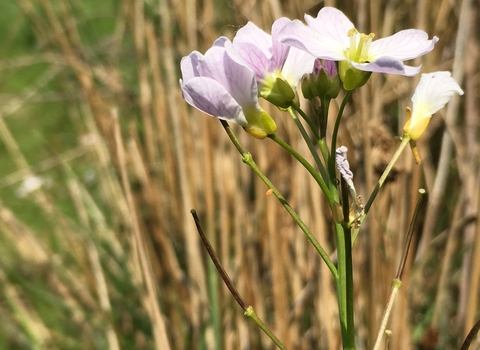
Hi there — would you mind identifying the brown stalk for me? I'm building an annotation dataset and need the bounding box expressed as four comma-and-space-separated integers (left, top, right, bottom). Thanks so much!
112, 108, 171, 350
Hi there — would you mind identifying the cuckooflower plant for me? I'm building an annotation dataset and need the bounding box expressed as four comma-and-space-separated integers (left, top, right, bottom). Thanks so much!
226, 18, 315, 108
279, 7, 438, 89
403, 71, 464, 140
180, 8, 465, 350
180, 37, 276, 139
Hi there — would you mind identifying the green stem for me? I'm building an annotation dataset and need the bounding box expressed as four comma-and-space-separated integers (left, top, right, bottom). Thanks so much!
245, 306, 288, 350
287, 107, 330, 188
319, 97, 330, 140
335, 223, 355, 350
352, 135, 411, 244
329, 91, 352, 181
268, 134, 333, 207
290, 102, 319, 138
364, 135, 410, 214
335, 178, 355, 350
318, 97, 331, 164
290, 102, 330, 165
344, 223, 354, 349
220, 120, 337, 278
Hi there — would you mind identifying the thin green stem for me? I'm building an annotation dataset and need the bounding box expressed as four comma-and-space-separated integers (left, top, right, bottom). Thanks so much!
287, 107, 330, 187
352, 135, 411, 244
364, 136, 410, 214
319, 97, 330, 140
329, 91, 352, 180
290, 102, 319, 138
317, 97, 331, 164
291, 101, 331, 169
268, 134, 333, 207
220, 120, 337, 278
245, 306, 288, 350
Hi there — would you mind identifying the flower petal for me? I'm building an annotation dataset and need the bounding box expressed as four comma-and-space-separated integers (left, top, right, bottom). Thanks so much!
352, 57, 420, 76
221, 50, 261, 109
197, 44, 231, 88
270, 18, 291, 71
180, 51, 202, 81
281, 47, 315, 86
233, 22, 272, 58
226, 40, 269, 82
370, 30, 438, 61
279, 19, 346, 60
180, 77, 248, 126
411, 71, 464, 116
304, 7, 353, 48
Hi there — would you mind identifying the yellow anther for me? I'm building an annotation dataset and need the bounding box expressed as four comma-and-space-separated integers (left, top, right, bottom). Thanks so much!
360, 33, 375, 42
347, 28, 358, 37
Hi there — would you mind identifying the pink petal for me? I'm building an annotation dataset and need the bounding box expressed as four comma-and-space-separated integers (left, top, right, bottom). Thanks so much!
233, 22, 272, 58
226, 40, 269, 81
180, 77, 248, 126
180, 51, 202, 81
222, 52, 260, 108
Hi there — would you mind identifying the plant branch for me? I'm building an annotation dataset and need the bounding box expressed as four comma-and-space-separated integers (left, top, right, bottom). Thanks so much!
190, 210, 288, 350
220, 120, 337, 278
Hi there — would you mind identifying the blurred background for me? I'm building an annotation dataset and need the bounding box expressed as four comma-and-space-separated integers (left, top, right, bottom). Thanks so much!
0, 0, 478, 349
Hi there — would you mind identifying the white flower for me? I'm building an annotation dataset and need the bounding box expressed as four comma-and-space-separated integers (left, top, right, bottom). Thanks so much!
403, 72, 464, 140
279, 7, 438, 76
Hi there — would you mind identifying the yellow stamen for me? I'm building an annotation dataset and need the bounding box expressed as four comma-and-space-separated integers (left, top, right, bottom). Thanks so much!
347, 28, 358, 60
345, 29, 376, 63
360, 33, 375, 61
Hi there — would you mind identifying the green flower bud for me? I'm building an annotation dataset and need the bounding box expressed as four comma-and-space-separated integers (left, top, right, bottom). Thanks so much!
259, 76, 296, 109
243, 107, 277, 139
339, 61, 371, 91
302, 60, 340, 100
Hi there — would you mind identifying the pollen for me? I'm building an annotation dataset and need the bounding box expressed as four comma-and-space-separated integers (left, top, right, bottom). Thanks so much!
347, 28, 358, 37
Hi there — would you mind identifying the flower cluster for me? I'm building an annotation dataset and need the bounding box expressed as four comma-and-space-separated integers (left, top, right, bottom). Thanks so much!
180, 7, 462, 141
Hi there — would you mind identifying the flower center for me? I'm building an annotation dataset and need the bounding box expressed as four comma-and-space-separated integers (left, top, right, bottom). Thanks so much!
346, 28, 375, 63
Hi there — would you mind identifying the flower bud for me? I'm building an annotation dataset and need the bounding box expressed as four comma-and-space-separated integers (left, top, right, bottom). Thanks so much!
302, 60, 340, 100
259, 76, 297, 109
243, 107, 277, 139
339, 61, 371, 91
402, 72, 463, 141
